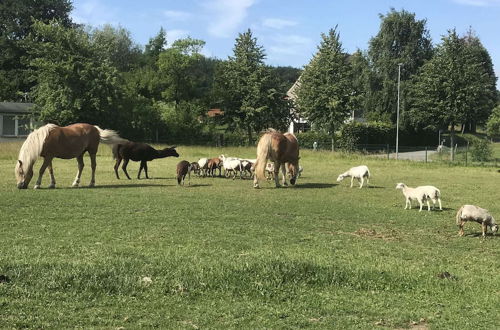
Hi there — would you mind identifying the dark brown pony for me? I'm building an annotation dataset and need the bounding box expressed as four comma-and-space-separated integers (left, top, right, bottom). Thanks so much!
15, 123, 125, 189
253, 129, 300, 188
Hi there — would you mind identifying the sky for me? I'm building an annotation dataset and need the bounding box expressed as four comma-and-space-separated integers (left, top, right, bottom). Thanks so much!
71, 0, 500, 77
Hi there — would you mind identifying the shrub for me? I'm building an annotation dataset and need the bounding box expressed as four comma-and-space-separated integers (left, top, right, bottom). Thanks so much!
470, 138, 493, 162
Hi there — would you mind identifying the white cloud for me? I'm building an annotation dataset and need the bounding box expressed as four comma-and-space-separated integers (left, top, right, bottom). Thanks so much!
167, 29, 190, 42
453, 0, 500, 6
203, 0, 257, 38
267, 34, 313, 63
71, 0, 118, 26
262, 18, 298, 29
163, 10, 192, 22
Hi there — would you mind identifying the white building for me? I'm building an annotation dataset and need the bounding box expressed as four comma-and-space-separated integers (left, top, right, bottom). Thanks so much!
0, 102, 35, 139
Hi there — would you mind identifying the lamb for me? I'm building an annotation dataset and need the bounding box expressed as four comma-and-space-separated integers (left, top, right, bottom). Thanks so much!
197, 158, 209, 177
176, 160, 192, 186
456, 204, 498, 237
337, 165, 370, 188
395, 183, 440, 212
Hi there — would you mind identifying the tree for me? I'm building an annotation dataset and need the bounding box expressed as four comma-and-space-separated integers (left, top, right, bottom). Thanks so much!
408, 29, 496, 160
461, 29, 497, 132
215, 29, 290, 142
296, 27, 353, 135
27, 20, 125, 129
91, 24, 142, 72
0, 0, 73, 101
486, 105, 500, 138
366, 9, 433, 122
144, 27, 167, 66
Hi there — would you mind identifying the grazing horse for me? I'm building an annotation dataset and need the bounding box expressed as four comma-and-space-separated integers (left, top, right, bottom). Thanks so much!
253, 129, 300, 188
15, 123, 126, 189
112, 142, 179, 179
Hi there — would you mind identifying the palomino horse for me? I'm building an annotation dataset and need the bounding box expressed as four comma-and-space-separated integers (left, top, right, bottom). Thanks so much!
253, 129, 300, 188
15, 123, 126, 189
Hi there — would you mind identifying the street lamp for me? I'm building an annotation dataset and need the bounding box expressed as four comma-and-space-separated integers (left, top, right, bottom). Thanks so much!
396, 63, 402, 160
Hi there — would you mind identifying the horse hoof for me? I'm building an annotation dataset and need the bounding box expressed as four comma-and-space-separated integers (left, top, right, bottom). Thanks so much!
72, 183, 79, 188
33, 185, 40, 190
48, 184, 56, 189
88, 183, 95, 188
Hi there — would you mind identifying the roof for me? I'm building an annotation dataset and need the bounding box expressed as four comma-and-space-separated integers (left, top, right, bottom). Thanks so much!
286, 78, 301, 101
207, 108, 224, 117
0, 102, 35, 114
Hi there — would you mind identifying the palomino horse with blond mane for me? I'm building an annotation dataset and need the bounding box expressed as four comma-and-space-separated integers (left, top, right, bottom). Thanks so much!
253, 129, 300, 188
15, 123, 126, 189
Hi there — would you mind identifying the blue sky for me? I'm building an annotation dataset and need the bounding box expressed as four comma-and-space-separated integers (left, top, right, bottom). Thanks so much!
71, 0, 500, 77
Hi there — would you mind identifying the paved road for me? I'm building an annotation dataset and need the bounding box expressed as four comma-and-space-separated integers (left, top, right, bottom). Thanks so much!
376, 149, 438, 161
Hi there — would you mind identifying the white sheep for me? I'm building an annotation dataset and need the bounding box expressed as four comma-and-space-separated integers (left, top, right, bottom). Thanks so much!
197, 158, 209, 177
396, 183, 433, 212
337, 165, 371, 188
456, 204, 498, 237
416, 185, 442, 211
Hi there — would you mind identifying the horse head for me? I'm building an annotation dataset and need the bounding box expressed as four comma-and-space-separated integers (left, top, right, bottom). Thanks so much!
15, 160, 33, 189
287, 159, 300, 185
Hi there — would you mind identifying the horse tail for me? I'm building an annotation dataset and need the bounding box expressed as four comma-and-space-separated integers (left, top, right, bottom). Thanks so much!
111, 144, 122, 160
94, 126, 127, 145
456, 206, 464, 225
254, 133, 273, 182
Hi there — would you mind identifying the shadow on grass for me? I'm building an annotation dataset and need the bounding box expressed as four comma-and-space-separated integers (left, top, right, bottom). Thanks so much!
85, 183, 171, 189
294, 183, 337, 189
181, 184, 212, 188
463, 232, 499, 238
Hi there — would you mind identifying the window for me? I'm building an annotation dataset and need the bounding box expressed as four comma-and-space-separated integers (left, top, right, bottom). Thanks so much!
1, 114, 32, 137
3, 115, 16, 136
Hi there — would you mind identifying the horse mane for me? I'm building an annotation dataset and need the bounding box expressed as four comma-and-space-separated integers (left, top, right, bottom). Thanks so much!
18, 123, 58, 171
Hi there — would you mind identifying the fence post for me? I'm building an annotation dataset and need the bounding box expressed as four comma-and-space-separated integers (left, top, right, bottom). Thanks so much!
331, 138, 334, 152
425, 146, 428, 163
465, 141, 469, 167
387, 144, 390, 159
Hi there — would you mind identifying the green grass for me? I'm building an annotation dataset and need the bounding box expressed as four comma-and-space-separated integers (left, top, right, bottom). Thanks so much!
1, 143, 499, 329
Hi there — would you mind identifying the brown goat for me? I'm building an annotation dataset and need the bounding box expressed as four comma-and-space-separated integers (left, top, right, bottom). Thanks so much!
176, 160, 191, 185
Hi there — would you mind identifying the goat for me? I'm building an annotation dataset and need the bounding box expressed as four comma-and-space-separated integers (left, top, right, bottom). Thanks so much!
207, 157, 223, 177
456, 205, 498, 237
113, 142, 179, 179
416, 185, 442, 210
396, 183, 437, 212
219, 155, 243, 179
176, 160, 191, 186
197, 158, 209, 177
337, 165, 370, 188
190, 162, 201, 175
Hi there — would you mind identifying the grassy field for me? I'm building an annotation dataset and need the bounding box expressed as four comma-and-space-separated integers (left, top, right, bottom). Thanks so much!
0, 142, 499, 329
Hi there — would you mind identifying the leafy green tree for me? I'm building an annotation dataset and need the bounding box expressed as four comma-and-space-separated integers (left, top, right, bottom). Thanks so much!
158, 38, 207, 106
27, 20, 125, 129
215, 29, 290, 142
486, 105, 500, 138
366, 9, 433, 122
0, 0, 73, 100
91, 24, 142, 72
461, 29, 497, 132
348, 50, 370, 119
296, 27, 353, 135
408, 30, 495, 160
144, 27, 167, 66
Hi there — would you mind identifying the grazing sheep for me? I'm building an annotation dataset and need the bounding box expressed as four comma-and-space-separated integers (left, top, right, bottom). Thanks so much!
337, 165, 370, 188
396, 183, 428, 212
176, 160, 191, 185
456, 205, 498, 237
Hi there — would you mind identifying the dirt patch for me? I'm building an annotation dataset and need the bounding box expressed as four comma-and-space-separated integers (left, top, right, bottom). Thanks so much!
352, 228, 401, 241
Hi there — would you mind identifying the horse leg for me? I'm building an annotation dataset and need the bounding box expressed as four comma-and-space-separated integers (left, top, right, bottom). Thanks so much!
72, 154, 85, 187
253, 161, 260, 188
143, 161, 149, 179
280, 163, 288, 186
48, 161, 56, 188
458, 220, 465, 236
350, 177, 354, 188
114, 157, 122, 179
122, 159, 131, 180
34, 157, 52, 189
137, 161, 144, 179
359, 177, 364, 189
89, 152, 96, 187
273, 162, 281, 188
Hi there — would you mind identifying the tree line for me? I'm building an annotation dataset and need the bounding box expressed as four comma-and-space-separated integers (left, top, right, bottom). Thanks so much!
1, 2, 498, 144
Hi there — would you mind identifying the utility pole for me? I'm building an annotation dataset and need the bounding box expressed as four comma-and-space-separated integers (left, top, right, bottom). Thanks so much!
396, 63, 402, 160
